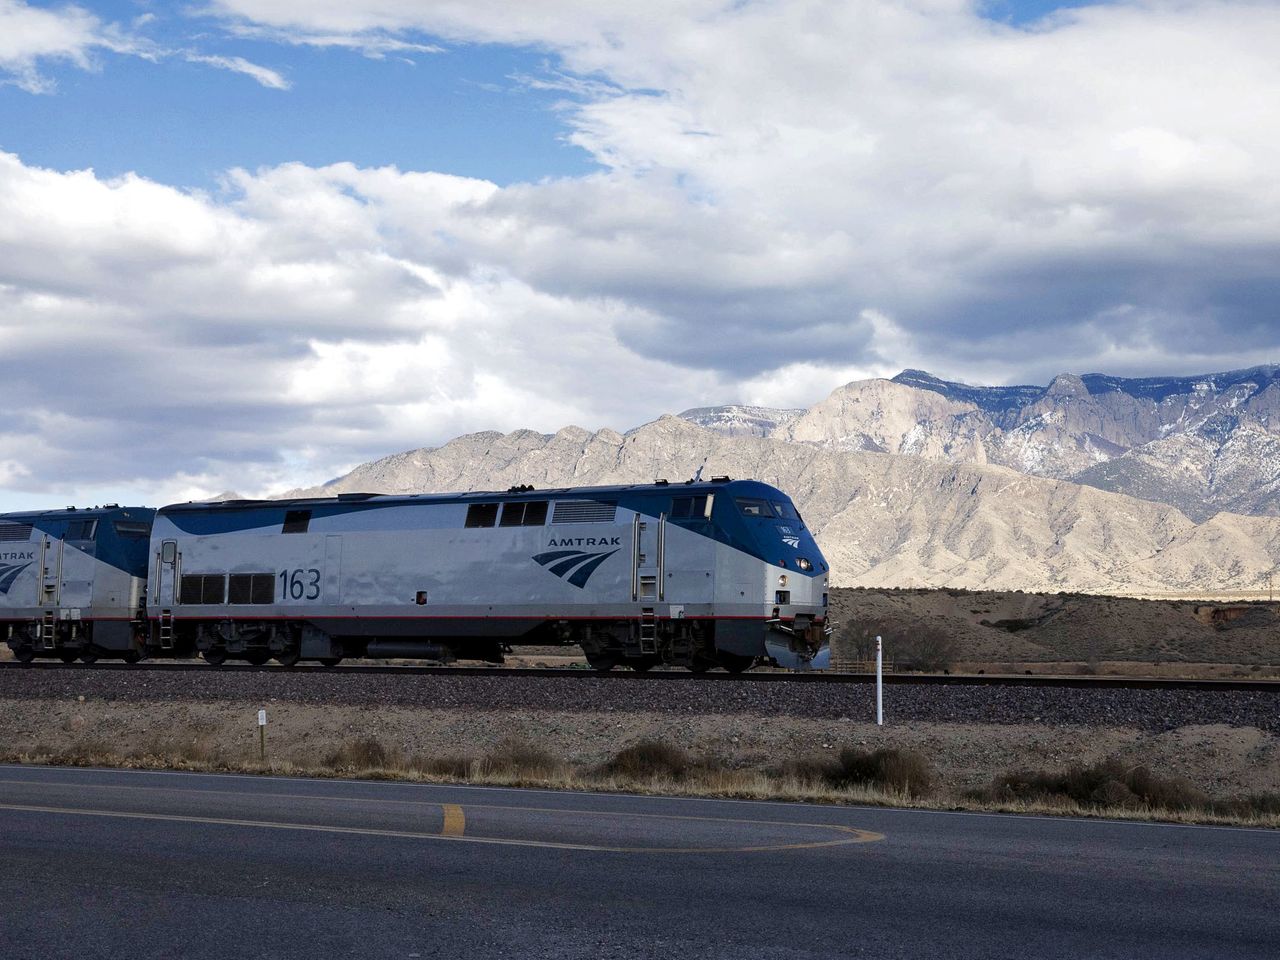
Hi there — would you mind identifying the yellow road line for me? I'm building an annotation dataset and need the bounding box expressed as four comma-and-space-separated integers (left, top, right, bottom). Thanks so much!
441, 803, 465, 838
0, 777, 881, 836
0, 801, 880, 853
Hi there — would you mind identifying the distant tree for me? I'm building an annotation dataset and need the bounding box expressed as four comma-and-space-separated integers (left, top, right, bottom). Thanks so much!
837, 616, 959, 672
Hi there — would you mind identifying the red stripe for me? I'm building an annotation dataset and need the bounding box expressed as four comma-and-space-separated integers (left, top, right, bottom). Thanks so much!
143, 613, 821, 624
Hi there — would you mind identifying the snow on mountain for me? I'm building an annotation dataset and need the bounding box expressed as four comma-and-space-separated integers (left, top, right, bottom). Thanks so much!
772, 366, 1280, 518
674, 405, 804, 437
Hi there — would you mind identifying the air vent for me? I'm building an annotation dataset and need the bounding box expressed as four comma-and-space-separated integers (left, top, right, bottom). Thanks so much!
552, 500, 617, 524
0, 523, 33, 542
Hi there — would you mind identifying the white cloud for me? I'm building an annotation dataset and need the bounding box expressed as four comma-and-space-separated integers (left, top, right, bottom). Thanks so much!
201, 2, 1280, 357
0, 152, 726, 503
5, 1, 1280, 504
0, 1, 293, 94
0, 0, 123, 92
184, 53, 290, 89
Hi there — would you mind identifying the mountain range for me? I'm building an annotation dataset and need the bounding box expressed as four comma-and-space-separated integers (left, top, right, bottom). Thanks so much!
280, 366, 1280, 596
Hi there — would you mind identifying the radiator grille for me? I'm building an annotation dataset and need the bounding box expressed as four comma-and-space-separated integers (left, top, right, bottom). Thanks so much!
0, 523, 32, 542
552, 500, 617, 524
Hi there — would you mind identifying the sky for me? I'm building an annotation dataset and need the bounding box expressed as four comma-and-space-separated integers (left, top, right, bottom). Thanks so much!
1, 0, 1279, 509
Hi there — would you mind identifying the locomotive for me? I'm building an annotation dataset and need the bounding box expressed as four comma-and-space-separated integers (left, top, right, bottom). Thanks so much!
1, 478, 830, 671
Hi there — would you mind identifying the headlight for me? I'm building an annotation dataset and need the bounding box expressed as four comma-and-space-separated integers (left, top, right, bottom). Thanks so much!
797, 557, 812, 571
778, 574, 788, 587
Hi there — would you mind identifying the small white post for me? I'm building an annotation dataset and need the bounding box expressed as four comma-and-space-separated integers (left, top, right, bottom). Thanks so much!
875, 635, 884, 726
258, 708, 267, 761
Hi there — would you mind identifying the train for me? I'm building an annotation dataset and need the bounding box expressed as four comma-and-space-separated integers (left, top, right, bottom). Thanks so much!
1, 477, 830, 672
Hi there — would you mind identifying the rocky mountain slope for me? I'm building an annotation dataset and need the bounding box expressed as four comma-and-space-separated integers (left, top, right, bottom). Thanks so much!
673, 405, 803, 438
760, 366, 1280, 521
284, 416, 1280, 596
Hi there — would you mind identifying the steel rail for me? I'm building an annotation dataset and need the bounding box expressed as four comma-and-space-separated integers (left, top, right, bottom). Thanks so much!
1, 659, 1278, 692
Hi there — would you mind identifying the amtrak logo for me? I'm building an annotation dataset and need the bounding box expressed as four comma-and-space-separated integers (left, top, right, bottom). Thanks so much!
532, 548, 619, 589
782, 536, 800, 549
0, 560, 33, 594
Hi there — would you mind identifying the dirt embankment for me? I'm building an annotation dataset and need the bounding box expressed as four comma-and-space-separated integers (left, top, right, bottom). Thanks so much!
3, 697, 1278, 804
831, 587, 1280, 673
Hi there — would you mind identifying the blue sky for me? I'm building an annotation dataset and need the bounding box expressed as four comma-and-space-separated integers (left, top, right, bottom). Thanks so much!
1, 0, 1278, 508
0, 2, 600, 187
1, 1, 1102, 189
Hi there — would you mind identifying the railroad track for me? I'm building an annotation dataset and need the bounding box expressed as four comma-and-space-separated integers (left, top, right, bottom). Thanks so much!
1, 659, 1277, 692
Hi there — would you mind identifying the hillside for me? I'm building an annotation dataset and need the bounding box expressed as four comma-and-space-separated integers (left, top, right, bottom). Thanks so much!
765, 366, 1280, 520
283, 416, 1280, 596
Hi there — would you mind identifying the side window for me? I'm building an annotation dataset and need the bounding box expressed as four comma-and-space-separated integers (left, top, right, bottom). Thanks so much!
66, 519, 98, 540
282, 509, 311, 534
500, 501, 549, 527
465, 503, 499, 528
671, 495, 711, 520
181, 574, 226, 604
229, 573, 275, 604
113, 521, 151, 538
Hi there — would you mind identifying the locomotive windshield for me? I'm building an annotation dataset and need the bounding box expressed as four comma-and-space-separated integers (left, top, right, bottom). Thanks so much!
735, 497, 803, 524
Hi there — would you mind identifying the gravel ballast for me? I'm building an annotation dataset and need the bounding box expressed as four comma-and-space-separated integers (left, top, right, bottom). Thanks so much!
1, 667, 1277, 732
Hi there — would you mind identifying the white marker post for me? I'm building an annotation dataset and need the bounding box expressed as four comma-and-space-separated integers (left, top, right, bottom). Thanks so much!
875, 636, 884, 726
258, 709, 267, 761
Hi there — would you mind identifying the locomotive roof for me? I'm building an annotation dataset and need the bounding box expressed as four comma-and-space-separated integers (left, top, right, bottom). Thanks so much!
159, 478, 779, 513
0, 504, 152, 522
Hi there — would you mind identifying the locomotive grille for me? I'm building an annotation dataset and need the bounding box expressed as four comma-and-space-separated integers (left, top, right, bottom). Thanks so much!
0, 523, 32, 541
552, 500, 617, 523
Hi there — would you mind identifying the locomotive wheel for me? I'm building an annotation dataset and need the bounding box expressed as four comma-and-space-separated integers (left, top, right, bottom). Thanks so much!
629, 656, 662, 672
80, 646, 100, 665
688, 660, 712, 674
122, 650, 143, 664
275, 649, 301, 667
202, 648, 228, 666
14, 647, 35, 664
244, 652, 271, 666
319, 657, 342, 667
59, 650, 79, 664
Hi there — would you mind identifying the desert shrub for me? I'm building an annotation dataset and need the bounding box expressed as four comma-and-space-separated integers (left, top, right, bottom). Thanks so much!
599, 739, 693, 780
785, 747, 934, 798
325, 737, 398, 770
986, 758, 1207, 811
482, 738, 562, 778
832, 747, 934, 797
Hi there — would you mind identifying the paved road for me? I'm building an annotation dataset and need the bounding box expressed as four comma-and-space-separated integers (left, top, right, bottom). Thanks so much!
0, 766, 1276, 959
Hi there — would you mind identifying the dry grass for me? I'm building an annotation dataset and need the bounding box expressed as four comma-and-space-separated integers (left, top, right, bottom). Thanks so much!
8, 734, 1276, 828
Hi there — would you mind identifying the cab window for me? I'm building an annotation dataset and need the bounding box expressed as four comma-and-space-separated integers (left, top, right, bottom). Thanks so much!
734, 498, 774, 518
65, 519, 98, 540
771, 501, 801, 521
671, 495, 711, 520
